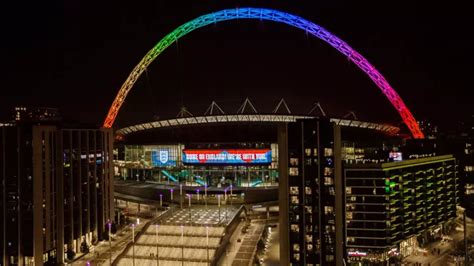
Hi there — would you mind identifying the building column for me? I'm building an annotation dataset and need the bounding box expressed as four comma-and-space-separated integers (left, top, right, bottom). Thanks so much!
277, 123, 290, 265
333, 125, 344, 266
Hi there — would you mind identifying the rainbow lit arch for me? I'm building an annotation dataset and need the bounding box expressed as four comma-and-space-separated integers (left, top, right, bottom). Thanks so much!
103, 7, 424, 139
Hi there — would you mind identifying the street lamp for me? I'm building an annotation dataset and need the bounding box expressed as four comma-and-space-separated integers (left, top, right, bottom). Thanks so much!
181, 225, 184, 266
155, 224, 160, 266
180, 184, 183, 209
131, 223, 136, 266
196, 189, 200, 202
187, 194, 192, 222
170, 188, 174, 201
206, 225, 210, 266
205, 184, 208, 209
218, 194, 221, 223
160, 194, 163, 208
108, 221, 112, 266
230, 184, 233, 206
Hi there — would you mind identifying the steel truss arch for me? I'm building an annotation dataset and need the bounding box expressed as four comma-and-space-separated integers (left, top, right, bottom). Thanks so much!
116, 114, 400, 137
103, 7, 424, 138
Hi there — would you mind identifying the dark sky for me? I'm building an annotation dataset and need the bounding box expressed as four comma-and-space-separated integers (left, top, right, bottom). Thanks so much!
1, 1, 472, 132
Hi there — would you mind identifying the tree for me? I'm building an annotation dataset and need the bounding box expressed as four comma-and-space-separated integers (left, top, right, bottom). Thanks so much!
80, 241, 89, 253
66, 249, 76, 260
111, 222, 117, 234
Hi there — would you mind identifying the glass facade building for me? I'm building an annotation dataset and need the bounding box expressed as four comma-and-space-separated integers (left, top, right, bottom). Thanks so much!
344, 155, 458, 263
278, 118, 343, 266
1, 124, 114, 265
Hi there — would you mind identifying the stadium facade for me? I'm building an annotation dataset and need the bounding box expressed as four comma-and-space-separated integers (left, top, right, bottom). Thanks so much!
113, 101, 459, 265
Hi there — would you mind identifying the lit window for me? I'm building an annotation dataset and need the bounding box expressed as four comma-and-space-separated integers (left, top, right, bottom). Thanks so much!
290, 186, 299, 195
324, 177, 334, 186
324, 206, 334, 215
324, 167, 334, 176
290, 158, 299, 166
346, 212, 353, 219
289, 167, 299, 176
324, 148, 333, 157
291, 196, 299, 204
293, 253, 300, 261
291, 224, 300, 233
305, 187, 312, 195
346, 187, 352, 195
305, 149, 311, 156
293, 243, 300, 252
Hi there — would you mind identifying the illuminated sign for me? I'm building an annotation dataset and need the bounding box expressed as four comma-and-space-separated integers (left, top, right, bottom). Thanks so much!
389, 152, 403, 162
348, 251, 367, 257
183, 149, 271, 165
152, 150, 176, 167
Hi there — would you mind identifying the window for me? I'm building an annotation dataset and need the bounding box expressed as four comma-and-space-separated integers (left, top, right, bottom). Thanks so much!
291, 224, 300, 233
324, 206, 334, 215
465, 166, 473, 172
291, 196, 299, 204
346, 212, 353, 219
305, 206, 313, 214
307, 243, 313, 252
326, 157, 334, 166
326, 255, 334, 262
325, 225, 335, 233
324, 148, 333, 157
329, 187, 335, 196
293, 253, 300, 261
313, 148, 318, 156
306, 234, 313, 243
346, 187, 352, 195
293, 243, 300, 252
305, 158, 312, 165
289, 167, 299, 176
324, 167, 334, 176
290, 186, 299, 195
305, 187, 312, 195
305, 148, 311, 156
290, 158, 299, 166
324, 177, 334, 186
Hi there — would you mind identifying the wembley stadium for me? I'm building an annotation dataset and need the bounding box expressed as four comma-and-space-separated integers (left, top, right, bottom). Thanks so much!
113, 99, 401, 205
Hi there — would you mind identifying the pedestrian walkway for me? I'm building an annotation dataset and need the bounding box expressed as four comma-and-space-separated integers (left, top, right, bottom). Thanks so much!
231, 221, 265, 266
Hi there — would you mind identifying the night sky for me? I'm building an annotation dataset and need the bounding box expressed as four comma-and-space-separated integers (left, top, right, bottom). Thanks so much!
2, 1, 472, 131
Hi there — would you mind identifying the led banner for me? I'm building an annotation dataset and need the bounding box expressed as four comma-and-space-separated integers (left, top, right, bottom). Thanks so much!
183, 149, 272, 165
152, 150, 176, 167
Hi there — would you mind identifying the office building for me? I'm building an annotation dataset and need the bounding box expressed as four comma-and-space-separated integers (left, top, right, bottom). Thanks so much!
278, 118, 343, 266
1, 114, 114, 265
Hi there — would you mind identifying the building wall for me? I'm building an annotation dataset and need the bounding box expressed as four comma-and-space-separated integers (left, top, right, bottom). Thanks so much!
278, 119, 342, 266
61, 128, 114, 258
32, 126, 59, 265
345, 155, 458, 262
1, 125, 114, 266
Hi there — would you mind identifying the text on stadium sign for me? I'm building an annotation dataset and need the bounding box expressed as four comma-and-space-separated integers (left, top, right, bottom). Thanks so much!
183, 149, 272, 165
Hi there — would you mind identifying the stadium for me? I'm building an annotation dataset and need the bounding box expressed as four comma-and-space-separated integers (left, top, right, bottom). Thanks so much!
113, 98, 402, 205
